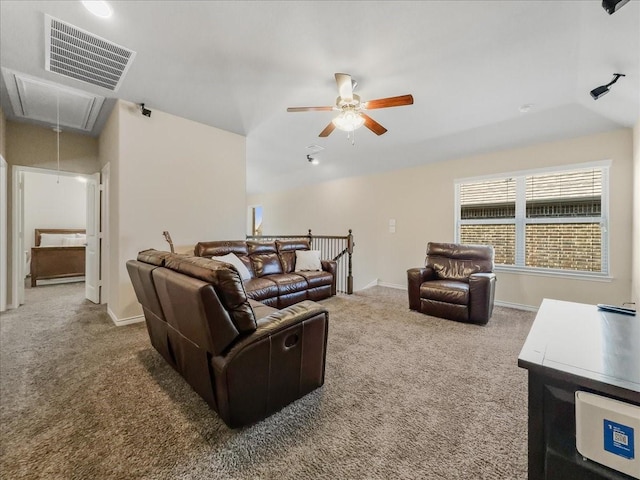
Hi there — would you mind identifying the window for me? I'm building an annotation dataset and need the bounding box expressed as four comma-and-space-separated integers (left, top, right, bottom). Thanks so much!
455, 162, 609, 276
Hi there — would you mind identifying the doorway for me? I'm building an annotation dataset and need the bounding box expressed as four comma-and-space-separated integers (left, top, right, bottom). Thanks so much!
11, 165, 106, 307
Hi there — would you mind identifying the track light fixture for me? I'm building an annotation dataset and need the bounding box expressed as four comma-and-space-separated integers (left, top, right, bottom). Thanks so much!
306, 154, 319, 166
139, 103, 152, 117
590, 73, 625, 100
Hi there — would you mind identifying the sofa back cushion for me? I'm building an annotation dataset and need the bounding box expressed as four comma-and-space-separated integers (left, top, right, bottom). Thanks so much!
276, 239, 311, 273
247, 241, 283, 277
164, 255, 257, 334
127, 260, 165, 321
213, 253, 252, 281
137, 248, 175, 267
426, 242, 494, 282
194, 241, 253, 278
153, 267, 240, 356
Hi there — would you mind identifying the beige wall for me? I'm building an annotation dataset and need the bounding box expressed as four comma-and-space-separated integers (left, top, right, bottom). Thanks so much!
99, 100, 120, 319
633, 120, 640, 305
4, 121, 99, 308
105, 101, 247, 321
6, 122, 99, 173
249, 128, 634, 309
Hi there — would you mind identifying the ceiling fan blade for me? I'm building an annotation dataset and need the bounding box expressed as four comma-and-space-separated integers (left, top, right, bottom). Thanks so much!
287, 106, 334, 112
361, 113, 387, 136
335, 73, 353, 101
364, 94, 414, 110
319, 122, 336, 137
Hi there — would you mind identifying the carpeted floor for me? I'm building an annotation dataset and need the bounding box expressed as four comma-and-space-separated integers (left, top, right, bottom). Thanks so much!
0, 283, 534, 479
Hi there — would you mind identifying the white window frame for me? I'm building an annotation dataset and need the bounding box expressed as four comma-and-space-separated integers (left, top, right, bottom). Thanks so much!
454, 160, 611, 280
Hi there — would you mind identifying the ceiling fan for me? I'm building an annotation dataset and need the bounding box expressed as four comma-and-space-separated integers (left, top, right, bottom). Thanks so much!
287, 73, 414, 137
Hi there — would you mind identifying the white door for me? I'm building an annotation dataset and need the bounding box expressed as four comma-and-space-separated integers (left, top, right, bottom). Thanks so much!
16, 169, 25, 306
85, 173, 100, 303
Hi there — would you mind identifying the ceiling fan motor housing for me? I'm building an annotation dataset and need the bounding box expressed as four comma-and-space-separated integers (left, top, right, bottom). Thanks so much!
336, 94, 361, 109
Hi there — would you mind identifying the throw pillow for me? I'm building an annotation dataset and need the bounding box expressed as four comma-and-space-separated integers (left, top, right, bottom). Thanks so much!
295, 250, 322, 271
39, 233, 67, 247
213, 253, 251, 281
62, 236, 85, 246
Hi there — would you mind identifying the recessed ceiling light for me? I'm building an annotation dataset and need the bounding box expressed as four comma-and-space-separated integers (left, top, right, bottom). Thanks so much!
82, 0, 113, 18
519, 104, 534, 113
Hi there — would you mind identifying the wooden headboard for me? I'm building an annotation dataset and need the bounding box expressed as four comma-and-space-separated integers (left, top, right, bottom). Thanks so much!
35, 228, 86, 247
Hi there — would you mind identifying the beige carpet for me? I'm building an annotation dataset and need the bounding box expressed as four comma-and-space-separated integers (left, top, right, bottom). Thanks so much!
0, 283, 534, 479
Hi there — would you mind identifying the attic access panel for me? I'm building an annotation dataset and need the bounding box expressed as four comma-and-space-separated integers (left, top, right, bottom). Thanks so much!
2, 68, 105, 132
45, 14, 136, 91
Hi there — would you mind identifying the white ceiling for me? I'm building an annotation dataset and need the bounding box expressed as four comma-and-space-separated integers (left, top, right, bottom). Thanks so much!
1, 1, 639, 195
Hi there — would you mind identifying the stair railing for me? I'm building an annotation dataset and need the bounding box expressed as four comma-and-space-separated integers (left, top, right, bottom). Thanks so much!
246, 229, 354, 294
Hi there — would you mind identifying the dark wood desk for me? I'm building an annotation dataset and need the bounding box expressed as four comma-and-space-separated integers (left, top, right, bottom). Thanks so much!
518, 299, 640, 480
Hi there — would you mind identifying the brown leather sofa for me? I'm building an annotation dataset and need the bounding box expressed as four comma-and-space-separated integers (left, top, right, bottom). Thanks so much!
127, 249, 329, 428
407, 242, 496, 325
194, 239, 337, 308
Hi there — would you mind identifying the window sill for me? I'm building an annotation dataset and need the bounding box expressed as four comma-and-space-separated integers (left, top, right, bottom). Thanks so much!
494, 265, 612, 282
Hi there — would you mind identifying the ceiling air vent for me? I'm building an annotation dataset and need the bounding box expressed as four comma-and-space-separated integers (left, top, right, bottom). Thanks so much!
45, 14, 136, 91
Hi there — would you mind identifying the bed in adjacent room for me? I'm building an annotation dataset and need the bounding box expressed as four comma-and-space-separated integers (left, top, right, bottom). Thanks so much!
29, 228, 86, 287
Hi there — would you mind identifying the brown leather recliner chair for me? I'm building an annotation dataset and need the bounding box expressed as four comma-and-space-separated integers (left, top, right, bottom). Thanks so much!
127, 250, 329, 428
407, 242, 496, 325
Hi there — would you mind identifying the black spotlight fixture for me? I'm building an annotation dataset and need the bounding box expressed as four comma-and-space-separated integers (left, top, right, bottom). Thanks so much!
306, 154, 319, 165
139, 103, 152, 117
602, 0, 630, 15
590, 73, 625, 100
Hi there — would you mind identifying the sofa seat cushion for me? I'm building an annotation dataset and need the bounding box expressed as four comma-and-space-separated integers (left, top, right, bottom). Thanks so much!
268, 273, 308, 295
295, 270, 333, 289
420, 280, 469, 305
244, 277, 278, 301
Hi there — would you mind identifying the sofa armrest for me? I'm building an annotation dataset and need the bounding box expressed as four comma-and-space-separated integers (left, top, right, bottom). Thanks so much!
321, 260, 338, 295
407, 267, 435, 310
216, 300, 327, 364
469, 272, 497, 325
212, 300, 329, 428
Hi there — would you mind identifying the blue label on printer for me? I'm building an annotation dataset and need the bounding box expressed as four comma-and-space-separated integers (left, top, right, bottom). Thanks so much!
604, 419, 635, 460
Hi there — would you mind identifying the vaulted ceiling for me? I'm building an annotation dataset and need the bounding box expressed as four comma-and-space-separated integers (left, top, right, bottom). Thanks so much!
1, 1, 638, 194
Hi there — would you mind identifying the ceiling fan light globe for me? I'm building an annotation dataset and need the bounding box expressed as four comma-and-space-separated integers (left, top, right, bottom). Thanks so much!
332, 111, 365, 132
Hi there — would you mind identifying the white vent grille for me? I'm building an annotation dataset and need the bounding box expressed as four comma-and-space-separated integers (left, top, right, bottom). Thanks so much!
45, 15, 136, 91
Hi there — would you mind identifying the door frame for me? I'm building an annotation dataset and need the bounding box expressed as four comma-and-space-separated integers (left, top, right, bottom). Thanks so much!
100, 163, 110, 305
0, 156, 7, 312
11, 166, 97, 305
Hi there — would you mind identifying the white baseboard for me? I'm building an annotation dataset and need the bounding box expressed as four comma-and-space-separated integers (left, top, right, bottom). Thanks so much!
494, 300, 538, 312
377, 281, 406, 290
108, 307, 144, 326
357, 279, 379, 290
